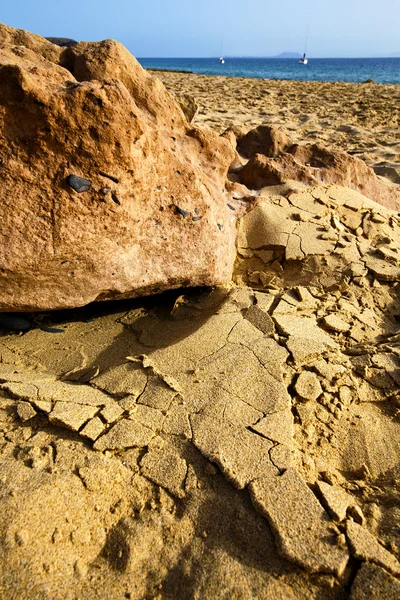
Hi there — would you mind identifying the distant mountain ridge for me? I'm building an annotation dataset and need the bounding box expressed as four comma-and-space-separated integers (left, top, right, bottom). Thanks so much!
273, 52, 302, 59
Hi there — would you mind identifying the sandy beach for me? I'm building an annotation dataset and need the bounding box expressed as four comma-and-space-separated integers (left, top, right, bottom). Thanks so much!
1, 31, 400, 600
154, 70, 400, 173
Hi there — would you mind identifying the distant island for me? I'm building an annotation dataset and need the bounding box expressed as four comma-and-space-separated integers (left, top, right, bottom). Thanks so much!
273, 52, 302, 59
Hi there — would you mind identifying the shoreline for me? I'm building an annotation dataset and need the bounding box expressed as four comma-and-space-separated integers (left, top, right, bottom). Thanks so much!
148, 67, 394, 86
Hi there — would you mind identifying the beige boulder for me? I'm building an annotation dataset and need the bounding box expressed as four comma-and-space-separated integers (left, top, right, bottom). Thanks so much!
0, 26, 236, 311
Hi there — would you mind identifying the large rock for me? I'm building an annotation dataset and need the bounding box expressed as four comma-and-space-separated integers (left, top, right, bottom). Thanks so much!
0, 25, 236, 311
236, 129, 400, 211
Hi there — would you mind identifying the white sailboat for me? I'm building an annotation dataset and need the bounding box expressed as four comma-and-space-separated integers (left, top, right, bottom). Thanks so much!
298, 18, 309, 64
219, 37, 225, 64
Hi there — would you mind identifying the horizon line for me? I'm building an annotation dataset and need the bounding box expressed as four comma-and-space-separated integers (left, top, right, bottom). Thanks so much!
137, 55, 400, 60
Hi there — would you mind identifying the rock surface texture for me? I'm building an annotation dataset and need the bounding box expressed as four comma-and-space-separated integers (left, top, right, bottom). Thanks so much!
0, 24, 236, 311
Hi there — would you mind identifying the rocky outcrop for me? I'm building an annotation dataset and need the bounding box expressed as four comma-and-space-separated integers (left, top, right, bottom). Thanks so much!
0, 25, 236, 311
236, 127, 400, 211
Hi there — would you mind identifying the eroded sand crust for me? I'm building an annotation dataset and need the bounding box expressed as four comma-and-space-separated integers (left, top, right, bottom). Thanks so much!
1, 67, 400, 600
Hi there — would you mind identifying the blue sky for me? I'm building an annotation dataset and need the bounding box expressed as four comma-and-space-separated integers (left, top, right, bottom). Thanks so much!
1, 0, 399, 57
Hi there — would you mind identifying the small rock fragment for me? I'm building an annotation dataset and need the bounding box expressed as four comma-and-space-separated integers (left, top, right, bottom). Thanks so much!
273, 315, 339, 349
49, 402, 98, 431
317, 481, 363, 522
245, 304, 274, 334
295, 371, 323, 401
286, 336, 327, 365
80, 417, 106, 441
322, 314, 351, 333
67, 174, 91, 193
140, 448, 187, 498
346, 519, 400, 576
365, 255, 400, 281
252, 409, 294, 446
16, 401, 37, 422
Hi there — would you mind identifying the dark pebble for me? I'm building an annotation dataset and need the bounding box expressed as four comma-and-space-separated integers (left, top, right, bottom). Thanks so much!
192, 216, 202, 222
217, 223, 223, 230
111, 193, 121, 205
0, 314, 31, 332
227, 204, 236, 211
171, 204, 189, 218
40, 327, 65, 334
99, 171, 119, 184
67, 174, 91, 193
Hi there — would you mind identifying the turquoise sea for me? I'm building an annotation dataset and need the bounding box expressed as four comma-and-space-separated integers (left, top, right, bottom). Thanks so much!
137, 57, 400, 85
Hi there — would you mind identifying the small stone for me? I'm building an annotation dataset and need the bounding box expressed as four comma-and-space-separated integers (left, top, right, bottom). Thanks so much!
286, 336, 327, 365
331, 215, 345, 231
67, 174, 91, 193
273, 315, 339, 349
252, 409, 294, 446
295, 371, 323, 401
16, 401, 37, 422
245, 304, 274, 334
322, 314, 351, 333
111, 192, 121, 205
370, 213, 387, 224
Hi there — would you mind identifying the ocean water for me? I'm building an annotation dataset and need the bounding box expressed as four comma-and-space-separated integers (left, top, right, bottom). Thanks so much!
137, 57, 400, 85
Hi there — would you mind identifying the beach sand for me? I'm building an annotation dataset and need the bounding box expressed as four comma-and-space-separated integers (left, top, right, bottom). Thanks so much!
154, 71, 400, 173
1, 71, 400, 600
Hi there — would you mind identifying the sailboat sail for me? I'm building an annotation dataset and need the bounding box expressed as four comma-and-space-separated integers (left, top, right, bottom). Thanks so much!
298, 18, 309, 64
219, 36, 225, 64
